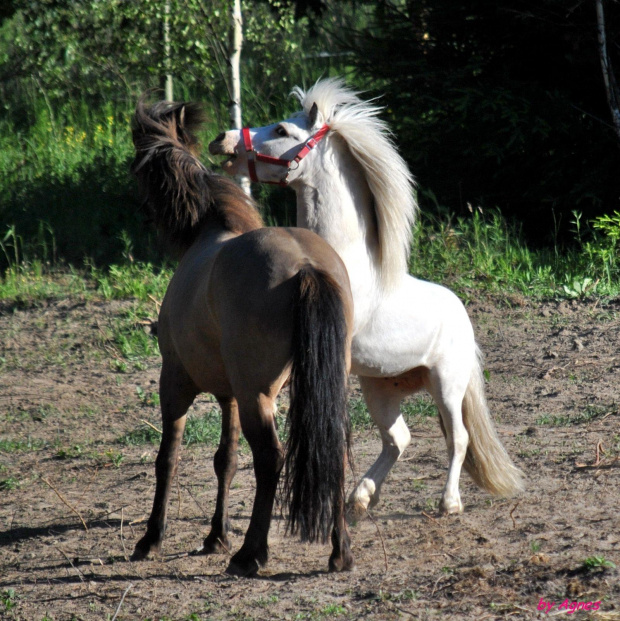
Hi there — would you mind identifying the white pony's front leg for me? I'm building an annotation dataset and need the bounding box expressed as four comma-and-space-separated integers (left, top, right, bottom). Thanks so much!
347, 376, 411, 521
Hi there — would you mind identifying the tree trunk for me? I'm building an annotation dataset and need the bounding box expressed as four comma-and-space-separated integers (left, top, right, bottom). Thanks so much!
230, 0, 251, 195
164, 0, 173, 101
596, 0, 620, 143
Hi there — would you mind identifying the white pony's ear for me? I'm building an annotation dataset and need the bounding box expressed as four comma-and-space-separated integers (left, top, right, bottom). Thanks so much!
308, 102, 324, 129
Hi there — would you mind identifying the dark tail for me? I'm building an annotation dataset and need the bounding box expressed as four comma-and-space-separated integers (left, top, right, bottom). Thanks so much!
284, 266, 351, 544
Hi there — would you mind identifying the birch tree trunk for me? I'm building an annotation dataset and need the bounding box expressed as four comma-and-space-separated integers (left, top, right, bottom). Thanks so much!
230, 0, 251, 195
596, 0, 620, 143
164, 0, 173, 101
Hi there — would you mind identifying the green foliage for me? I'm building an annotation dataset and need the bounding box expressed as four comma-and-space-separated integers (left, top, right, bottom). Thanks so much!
0, 0, 339, 271
1, 589, 17, 611
582, 556, 616, 571
348, 394, 435, 431
121, 409, 222, 447
410, 208, 620, 299
0, 436, 45, 453
0, 477, 21, 491
342, 0, 620, 243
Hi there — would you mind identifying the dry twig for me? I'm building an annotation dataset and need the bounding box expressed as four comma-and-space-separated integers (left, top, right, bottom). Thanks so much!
42, 476, 88, 531
140, 419, 162, 434
55, 545, 85, 582
421, 511, 440, 525
509, 501, 520, 530
365, 509, 388, 572
111, 583, 134, 621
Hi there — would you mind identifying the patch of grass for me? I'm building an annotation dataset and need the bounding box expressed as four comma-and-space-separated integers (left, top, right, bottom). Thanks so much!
2, 403, 58, 423
348, 397, 372, 430
136, 386, 160, 408
55, 445, 84, 460
317, 604, 346, 617
255, 595, 280, 607
536, 404, 613, 427
103, 449, 124, 469
1, 589, 17, 612
184, 410, 222, 446
120, 408, 223, 447
348, 394, 435, 432
402, 396, 437, 423
0, 477, 21, 491
582, 556, 616, 571
121, 423, 162, 447
0, 436, 46, 453
91, 261, 172, 303
411, 208, 620, 299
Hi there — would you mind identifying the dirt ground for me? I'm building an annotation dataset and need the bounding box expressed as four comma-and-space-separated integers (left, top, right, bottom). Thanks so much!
0, 293, 618, 620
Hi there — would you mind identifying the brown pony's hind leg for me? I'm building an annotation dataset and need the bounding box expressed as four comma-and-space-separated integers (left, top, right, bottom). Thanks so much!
226, 394, 284, 577
329, 480, 355, 572
132, 362, 198, 561
200, 396, 240, 554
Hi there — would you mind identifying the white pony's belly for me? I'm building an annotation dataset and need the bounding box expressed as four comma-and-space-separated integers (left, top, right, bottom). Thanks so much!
349, 275, 475, 377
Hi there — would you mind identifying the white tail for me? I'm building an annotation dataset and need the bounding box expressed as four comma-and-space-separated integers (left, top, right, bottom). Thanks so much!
461, 348, 524, 496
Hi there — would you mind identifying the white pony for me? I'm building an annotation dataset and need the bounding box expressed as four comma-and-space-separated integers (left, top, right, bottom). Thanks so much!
209, 78, 524, 518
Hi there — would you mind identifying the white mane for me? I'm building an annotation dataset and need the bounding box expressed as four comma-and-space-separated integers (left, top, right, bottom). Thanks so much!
292, 78, 418, 290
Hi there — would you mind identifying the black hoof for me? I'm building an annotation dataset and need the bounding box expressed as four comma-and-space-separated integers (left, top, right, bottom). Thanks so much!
131, 538, 160, 561
199, 533, 231, 555
225, 558, 260, 577
329, 553, 355, 572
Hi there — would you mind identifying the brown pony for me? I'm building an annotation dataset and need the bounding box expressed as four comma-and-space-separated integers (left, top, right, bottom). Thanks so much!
130, 101, 355, 576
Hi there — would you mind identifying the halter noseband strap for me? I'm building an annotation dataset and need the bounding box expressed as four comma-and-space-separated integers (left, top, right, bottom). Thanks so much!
241, 124, 330, 186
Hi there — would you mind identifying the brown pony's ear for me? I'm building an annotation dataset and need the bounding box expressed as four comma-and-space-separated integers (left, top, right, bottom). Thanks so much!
309, 102, 321, 128
179, 105, 186, 128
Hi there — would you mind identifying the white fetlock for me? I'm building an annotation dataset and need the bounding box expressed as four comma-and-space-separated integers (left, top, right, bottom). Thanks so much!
439, 495, 464, 515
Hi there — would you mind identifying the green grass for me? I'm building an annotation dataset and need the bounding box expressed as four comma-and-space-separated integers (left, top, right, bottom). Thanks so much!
582, 555, 616, 571
3, 95, 620, 304
0, 436, 46, 453
411, 208, 620, 300
348, 395, 436, 431
535, 404, 613, 427
121, 407, 223, 447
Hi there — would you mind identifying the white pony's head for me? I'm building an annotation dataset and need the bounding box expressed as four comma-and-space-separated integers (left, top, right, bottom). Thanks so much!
209, 78, 418, 288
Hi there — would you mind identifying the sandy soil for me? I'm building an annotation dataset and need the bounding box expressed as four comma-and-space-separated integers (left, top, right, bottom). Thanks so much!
0, 295, 618, 620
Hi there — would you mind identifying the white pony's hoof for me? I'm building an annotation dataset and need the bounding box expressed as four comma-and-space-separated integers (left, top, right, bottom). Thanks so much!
440, 498, 464, 515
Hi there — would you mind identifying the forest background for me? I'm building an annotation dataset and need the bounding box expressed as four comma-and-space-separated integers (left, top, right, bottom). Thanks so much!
1, 0, 620, 299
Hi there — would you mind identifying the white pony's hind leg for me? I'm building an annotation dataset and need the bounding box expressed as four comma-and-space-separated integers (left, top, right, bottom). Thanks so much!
427, 368, 470, 515
347, 376, 411, 521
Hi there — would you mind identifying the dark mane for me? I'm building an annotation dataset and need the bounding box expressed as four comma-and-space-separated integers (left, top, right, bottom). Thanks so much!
131, 100, 263, 250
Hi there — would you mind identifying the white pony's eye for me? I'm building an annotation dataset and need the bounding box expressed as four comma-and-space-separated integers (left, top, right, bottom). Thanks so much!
275, 125, 288, 137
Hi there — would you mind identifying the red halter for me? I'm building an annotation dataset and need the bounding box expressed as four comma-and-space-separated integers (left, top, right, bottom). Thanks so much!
241, 124, 330, 186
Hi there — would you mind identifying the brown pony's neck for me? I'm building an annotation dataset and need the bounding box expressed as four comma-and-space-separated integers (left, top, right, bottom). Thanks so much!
132, 100, 263, 254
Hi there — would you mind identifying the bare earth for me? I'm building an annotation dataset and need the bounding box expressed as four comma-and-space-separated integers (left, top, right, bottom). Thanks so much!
0, 293, 618, 620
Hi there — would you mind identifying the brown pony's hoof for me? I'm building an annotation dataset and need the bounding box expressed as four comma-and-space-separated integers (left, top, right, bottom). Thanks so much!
197, 533, 231, 555
225, 557, 260, 577
328, 553, 355, 572
131, 537, 160, 561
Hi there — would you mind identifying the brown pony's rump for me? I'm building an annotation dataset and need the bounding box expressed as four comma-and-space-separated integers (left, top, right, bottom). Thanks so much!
129, 98, 354, 576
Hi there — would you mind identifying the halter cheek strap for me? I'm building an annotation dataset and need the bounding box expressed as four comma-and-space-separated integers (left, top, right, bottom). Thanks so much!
241, 124, 330, 186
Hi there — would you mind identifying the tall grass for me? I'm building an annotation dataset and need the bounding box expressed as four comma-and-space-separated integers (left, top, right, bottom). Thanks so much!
0, 95, 226, 271
2, 94, 620, 304
410, 207, 620, 300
